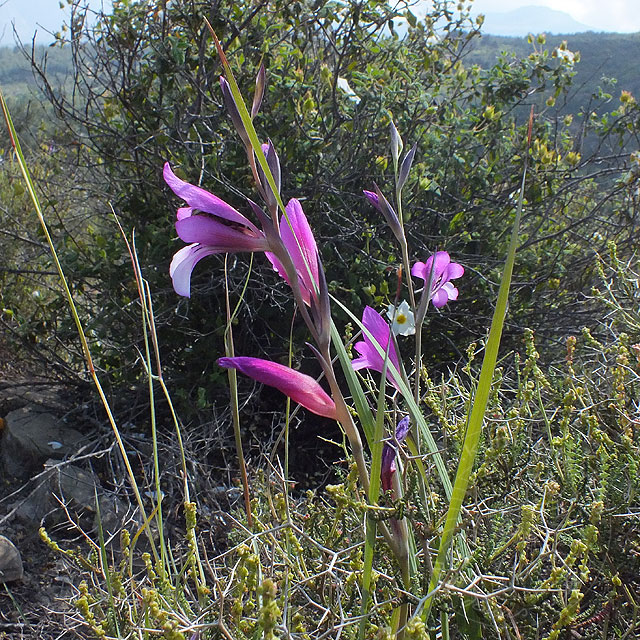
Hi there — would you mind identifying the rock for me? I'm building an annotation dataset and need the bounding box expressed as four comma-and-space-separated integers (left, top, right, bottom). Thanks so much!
0, 535, 23, 582
1, 406, 84, 480
14, 460, 125, 534
0, 382, 69, 414
54, 461, 125, 534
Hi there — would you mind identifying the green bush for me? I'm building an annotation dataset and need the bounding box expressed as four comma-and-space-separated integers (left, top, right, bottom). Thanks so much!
7, 0, 639, 418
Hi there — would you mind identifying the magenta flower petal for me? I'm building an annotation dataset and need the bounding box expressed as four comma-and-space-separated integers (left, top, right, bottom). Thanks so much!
411, 252, 450, 282
218, 356, 337, 420
170, 244, 219, 298
351, 306, 402, 390
265, 199, 320, 305
170, 217, 269, 297
164, 163, 275, 297
431, 288, 449, 308
176, 216, 269, 253
264, 250, 288, 284
411, 251, 464, 308
445, 262, 465, 280
164, 163, 260, 234
177, 206, 193, 221
280, 198, 319, 304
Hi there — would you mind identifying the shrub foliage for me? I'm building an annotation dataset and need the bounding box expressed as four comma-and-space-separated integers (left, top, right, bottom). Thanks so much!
3, 0, 635, 411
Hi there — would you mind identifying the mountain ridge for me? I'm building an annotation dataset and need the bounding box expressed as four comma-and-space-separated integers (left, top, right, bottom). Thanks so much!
473, 5, 598, 37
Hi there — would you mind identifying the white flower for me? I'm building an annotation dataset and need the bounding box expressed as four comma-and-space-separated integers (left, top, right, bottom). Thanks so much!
556, 48, 575, 65
336, 77, 361, 104
387, 300, 416, 336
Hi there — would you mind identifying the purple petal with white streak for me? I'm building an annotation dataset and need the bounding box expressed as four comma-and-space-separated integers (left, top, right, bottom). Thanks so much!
170, 244, 219, 298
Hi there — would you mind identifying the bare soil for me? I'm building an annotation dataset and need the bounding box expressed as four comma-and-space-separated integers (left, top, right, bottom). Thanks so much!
0, 377, 84, 639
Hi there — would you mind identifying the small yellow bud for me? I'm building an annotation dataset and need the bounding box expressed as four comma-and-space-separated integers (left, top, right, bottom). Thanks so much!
483, 104, 496, 120
375, 155, 388, 170
621, 90, 635, 104
566, 151, 581, 166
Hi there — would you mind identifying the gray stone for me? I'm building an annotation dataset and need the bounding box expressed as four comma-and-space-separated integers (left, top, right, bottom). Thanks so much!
13, 460, 125, 534
0, 382, 69, 414
0, 535, 23, 582
1, 406, 84, 479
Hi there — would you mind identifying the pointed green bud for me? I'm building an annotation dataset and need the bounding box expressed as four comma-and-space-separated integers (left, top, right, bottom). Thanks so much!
390, 120, 403, 172
397, 144, 417, 192
251, 64, 266, 120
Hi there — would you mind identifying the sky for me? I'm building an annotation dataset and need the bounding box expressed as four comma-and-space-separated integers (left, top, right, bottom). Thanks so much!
469, 0, 640, 33
0, 0, 639, 46
0, 0, 108, 46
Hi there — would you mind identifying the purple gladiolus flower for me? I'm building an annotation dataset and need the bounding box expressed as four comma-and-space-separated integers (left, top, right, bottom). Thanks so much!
163, 162, 269, 298
164, 163, 270, 297
411, 251, 464, 308
351, 306, 403, 390
381, 416, 410, 493
218, 356, 337, 420
265, 198, 319, 305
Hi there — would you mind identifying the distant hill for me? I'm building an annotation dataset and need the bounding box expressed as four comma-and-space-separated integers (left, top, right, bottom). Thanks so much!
1, 31, 639, 129
0, 45, 72, 97
466, 31, 640, 116
474, 5, 597, 37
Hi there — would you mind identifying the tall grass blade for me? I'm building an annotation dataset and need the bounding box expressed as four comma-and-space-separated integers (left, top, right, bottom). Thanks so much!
421, 108, 534, 621
0, 88, 159, 559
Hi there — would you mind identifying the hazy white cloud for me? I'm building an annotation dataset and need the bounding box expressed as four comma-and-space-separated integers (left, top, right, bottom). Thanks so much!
0, 0, 109, 46
470, 0, 640, 33
2, 0, 638, 47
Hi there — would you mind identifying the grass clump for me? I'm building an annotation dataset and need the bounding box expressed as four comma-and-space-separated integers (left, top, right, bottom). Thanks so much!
37, 291, 640, 637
